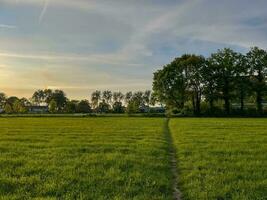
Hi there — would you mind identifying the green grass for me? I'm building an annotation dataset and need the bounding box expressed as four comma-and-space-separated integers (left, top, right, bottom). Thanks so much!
169, 118, 267, 200
0, 117, 172, 200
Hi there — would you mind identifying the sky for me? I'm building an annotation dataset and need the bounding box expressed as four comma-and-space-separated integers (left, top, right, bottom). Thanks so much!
0, 0, 267, 99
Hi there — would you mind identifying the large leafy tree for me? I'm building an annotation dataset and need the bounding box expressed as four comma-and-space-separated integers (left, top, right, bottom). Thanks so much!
247, 47, 267, 114
153, 54, 205, 113
233, 53, 250, 112
183, 55, 206, 115
51, 90, 67, 111
77, 100, 91, 113
209, 48, 240, 114
202, 60, 218, 110
153, 59, 187, 110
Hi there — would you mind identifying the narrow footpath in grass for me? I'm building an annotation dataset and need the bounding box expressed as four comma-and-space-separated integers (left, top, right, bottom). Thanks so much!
164, 118, 182, 200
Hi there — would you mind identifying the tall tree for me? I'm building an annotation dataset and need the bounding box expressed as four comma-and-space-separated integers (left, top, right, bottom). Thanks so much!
113, 92, 124, 103
247, 47, 267, 114
0, 92, 7, 109
51, 90, 67, 111
183, 55, 206, 115
234, 53, 250, 112
31, 90, 45, 105
209, 48, 239, 114
124, 91, 133, 105
102, 90, 112, 104
202, 59, 218, 110
153, 57, 187, 110
143, 90, 151, 106
91, 90, 101, 109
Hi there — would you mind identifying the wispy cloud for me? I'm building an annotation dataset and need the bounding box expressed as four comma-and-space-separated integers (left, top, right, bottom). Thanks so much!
0, 52, 144, 66
39, 0, 50, 23
0, 24, 17, 29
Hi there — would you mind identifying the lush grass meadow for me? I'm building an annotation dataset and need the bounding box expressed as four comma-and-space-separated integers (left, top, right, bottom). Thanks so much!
170, 118, 267, 200
0, 118, 172, 200
1, 117, 267, 200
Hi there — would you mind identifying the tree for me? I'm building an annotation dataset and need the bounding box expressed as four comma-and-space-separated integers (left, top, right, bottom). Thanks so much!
91, 90, 101, 109
65, 100, 78, 113
209, 48, 239, 114
0, 92, 7, 109
126, 100, 139, 114
153, 57, 187, 111
247, 47, 267, 114
98, 100, 110, 113
102, 90, 112, 105
143, 90, 151, 106
51, 90, 67, 111
124, 91, 133, 105
49, 100, 57, 113
20, 98, 31, 107
132, 91, 144, 107
32, 90, 45, 105
202, 60, 218, 110
6, 96, 19, 106
77, 100, 91, 113
183, 55, 206, 115
43, 89, 53, 104
4, 103, 12, 114
113, 102, 124, 113
113, 92, 124, 103
13, 99, 27, 113
233, 54, 250, 112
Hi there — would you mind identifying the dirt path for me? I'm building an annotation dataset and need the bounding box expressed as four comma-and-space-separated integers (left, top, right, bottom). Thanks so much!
164, 118, 182, 200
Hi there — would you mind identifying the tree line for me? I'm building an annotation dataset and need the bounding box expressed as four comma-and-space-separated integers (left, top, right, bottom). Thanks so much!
153, 47, 267, 116
0, 89, 158, 114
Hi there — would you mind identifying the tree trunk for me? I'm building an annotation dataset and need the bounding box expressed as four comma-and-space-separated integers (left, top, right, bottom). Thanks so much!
240, 89, 244, 112
224, 97, 230, 115
223, 79, 230, 115
196, 93, 201, 116
256, 90, 263, 114
209, 99, 214, 110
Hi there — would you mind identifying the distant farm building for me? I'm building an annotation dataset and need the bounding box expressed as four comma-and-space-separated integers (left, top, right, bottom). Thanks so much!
27, 106, 49, 113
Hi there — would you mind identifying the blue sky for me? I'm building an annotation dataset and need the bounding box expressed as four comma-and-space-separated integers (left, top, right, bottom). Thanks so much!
0, 0, 267, 99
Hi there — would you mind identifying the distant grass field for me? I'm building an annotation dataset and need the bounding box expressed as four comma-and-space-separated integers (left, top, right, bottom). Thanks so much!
0, 118, 172, 200
170, 118, 267, 200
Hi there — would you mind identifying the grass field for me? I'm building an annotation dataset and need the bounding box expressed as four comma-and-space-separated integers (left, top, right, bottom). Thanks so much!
1, 117, 266, 200
0, 117, 172, 200
170, 118, 267, 200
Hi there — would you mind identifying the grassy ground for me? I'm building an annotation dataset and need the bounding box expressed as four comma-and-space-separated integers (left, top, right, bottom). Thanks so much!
0, 117, 172, 200
169, 118, 267, 200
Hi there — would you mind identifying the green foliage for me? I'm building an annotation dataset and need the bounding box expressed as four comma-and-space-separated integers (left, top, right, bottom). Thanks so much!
4, 103, 12, 114
153, 47, 267, 116
77, 100, 91, 113
126, 100, 139, 114
0, 92, 7, 109
13, 99, 27, 113
112, 101, 124, 113
97, 101, 110, 113
49, 100, 57, 113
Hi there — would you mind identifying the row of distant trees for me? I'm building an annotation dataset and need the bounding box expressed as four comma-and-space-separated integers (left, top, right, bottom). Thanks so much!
0, 89, 157, 114
153, 47, 267, 116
